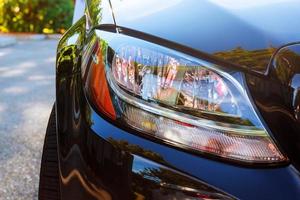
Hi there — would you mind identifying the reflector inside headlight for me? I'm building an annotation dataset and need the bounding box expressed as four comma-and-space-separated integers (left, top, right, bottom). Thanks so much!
87, 31, 286, 164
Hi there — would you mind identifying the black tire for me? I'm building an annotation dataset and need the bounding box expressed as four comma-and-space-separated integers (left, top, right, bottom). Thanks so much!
39, 106, 61, 200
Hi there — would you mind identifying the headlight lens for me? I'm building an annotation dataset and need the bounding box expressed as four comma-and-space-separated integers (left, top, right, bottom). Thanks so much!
86, 30, 286, 164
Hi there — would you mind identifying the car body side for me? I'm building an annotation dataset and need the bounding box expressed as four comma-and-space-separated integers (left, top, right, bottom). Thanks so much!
54, 1, 300, 199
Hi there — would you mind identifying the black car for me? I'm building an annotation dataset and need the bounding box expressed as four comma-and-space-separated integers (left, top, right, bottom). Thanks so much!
39, 0, 300, 199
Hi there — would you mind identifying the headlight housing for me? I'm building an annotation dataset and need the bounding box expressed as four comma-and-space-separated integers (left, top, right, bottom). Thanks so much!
84, 30, 286, 164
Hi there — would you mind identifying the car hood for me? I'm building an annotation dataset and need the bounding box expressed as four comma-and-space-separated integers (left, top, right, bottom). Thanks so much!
108, 0, 300, 73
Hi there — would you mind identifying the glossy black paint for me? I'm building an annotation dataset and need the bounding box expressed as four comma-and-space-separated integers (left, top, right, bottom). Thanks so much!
86, 0, 115, 30
108, 0, 300, 73
56, 17, 86, 77
86, 0, 300, 73
55, 63, 300, 200
246, 44, 300, 170
53, 0, 300, 199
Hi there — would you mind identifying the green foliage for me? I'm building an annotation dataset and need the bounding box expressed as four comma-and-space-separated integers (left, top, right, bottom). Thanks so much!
0, 0, 74, 33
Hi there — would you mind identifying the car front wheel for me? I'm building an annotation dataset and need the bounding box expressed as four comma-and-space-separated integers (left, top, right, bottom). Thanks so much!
39, 105, 60, 200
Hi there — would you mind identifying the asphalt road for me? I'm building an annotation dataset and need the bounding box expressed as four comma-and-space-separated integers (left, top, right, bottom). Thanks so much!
0, 39, 58, 200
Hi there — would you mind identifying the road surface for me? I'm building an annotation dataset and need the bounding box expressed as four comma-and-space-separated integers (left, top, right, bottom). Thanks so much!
0, 39, 57, 200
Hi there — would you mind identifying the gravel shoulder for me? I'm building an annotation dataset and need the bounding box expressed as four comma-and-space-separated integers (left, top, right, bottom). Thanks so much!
0, 39, 57, 200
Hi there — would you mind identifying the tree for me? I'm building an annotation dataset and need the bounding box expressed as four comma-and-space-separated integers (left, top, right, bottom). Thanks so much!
0, 0, 74, 33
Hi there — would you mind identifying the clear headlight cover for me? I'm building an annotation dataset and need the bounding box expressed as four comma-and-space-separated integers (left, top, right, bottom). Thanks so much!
93, 31, 286, 164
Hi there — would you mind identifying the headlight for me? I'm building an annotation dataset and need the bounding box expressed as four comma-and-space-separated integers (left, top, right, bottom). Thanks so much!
85, 30, 286, 164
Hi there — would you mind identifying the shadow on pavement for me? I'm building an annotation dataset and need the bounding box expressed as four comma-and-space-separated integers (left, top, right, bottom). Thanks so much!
0, 39, 58, 199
